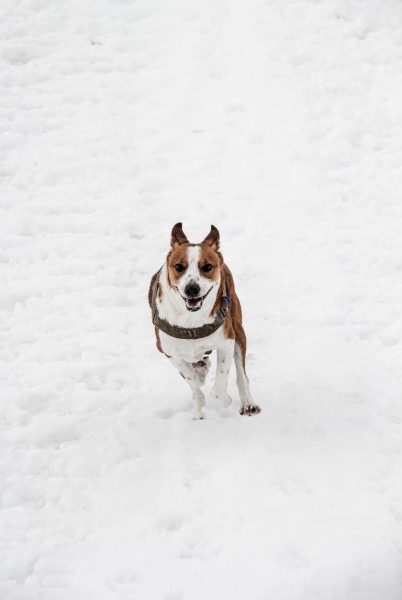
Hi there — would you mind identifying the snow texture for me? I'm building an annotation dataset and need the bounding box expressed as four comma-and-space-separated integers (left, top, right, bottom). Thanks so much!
1, 0, 402, 598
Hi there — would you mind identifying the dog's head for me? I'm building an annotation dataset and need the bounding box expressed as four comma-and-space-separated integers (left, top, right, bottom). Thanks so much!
167, 223, 223, 312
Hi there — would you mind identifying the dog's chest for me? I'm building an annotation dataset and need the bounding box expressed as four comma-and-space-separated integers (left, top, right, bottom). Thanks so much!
159, 328, 225, 362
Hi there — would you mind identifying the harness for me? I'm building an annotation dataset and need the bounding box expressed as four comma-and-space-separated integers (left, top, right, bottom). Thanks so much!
150, 268, 231, 340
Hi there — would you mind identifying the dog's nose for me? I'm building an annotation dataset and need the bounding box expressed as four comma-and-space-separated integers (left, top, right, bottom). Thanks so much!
185, 282, 201, 298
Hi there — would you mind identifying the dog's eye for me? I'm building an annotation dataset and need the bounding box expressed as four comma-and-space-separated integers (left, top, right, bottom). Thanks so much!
175, 264, 185, 272
202, 264, 213, 272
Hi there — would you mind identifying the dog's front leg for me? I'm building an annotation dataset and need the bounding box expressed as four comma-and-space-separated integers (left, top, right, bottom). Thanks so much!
168, 357, 206, 419
209, 338, 235, 408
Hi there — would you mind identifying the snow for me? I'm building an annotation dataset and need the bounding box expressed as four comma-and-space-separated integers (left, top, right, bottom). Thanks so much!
1, 0, 402, 597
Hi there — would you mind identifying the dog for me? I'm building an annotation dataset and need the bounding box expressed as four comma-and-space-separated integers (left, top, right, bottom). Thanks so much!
148, 222, 261, 419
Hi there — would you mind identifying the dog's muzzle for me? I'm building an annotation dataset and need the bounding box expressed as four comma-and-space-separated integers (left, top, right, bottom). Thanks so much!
178, 286, 213, 312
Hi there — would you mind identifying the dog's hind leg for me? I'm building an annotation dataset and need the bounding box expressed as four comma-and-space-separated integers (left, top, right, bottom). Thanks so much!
234, 342, 261, 416
168, 357, 206, 419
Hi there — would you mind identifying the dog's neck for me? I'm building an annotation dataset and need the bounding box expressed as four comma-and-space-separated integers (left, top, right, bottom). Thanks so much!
156, 263, 220, 329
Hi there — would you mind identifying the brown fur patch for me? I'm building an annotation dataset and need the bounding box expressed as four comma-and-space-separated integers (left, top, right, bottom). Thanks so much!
198, 243, 223, 283
221, 264, 248, 370
155, 326, 163, 353
166, 245, 189, 287
148, 271, 158, 307
149, 272, 165, 353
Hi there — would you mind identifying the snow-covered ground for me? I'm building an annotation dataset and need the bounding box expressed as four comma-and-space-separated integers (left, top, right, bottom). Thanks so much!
2, 0, 402, 597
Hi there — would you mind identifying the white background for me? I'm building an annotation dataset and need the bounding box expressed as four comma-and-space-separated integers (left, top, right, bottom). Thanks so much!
1, 0, 402, 598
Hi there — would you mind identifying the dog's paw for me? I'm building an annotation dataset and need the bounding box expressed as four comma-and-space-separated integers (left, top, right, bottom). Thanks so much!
192, 390, 205, 419
240, 403, 261, 416
210, 391, 232, 408
192, 409, 205, 420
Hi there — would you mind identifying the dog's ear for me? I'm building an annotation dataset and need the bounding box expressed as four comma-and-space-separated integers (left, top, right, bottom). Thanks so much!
202, 225, 220, 250
171, 222, 189, 247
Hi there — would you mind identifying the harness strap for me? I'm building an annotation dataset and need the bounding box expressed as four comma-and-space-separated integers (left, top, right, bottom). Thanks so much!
150, 268, 230, 340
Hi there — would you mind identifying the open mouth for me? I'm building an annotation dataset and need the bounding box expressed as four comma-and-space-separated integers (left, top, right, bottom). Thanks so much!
178, 286, 213, 312
184, 297, 203, 311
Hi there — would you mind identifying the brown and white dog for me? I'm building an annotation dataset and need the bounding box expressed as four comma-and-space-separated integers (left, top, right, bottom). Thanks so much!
148, 223, 261, 419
